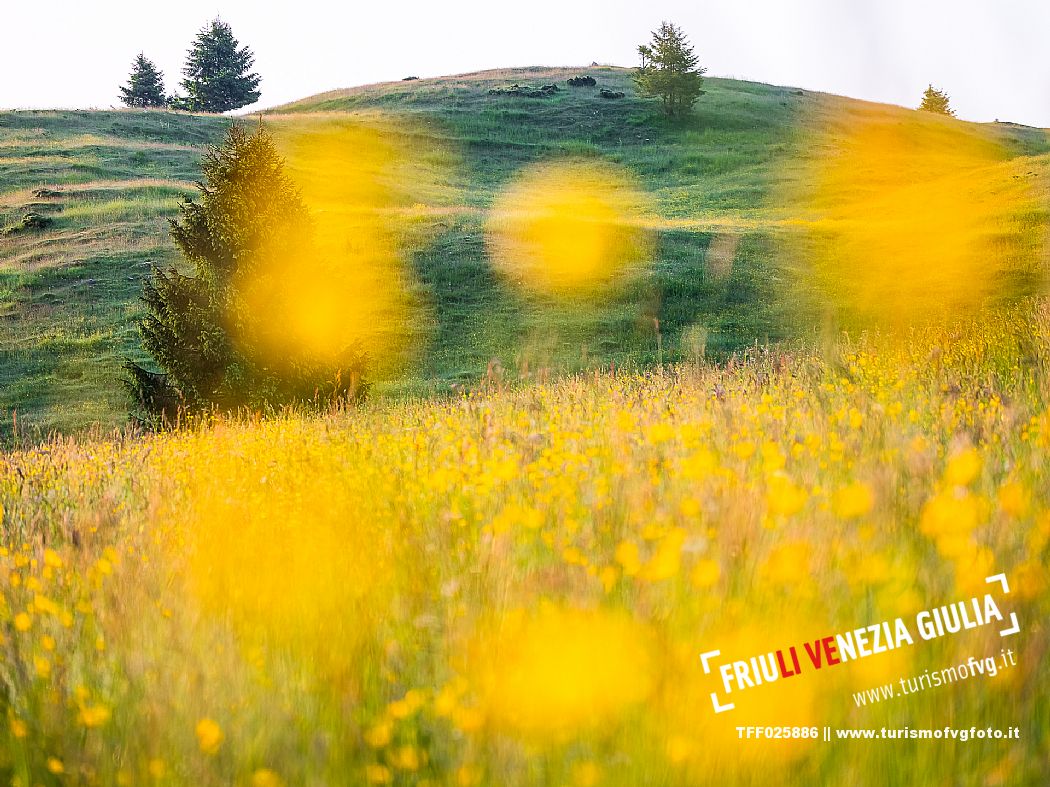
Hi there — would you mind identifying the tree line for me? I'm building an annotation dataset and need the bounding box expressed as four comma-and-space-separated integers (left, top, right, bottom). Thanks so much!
120, 19, 260, 113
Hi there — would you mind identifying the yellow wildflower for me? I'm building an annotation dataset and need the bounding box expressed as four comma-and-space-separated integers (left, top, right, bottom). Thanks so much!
614, 540, 641, 576
944, 447, 982, 486
393, 745, 420, 771
251, 769, 284, 787
572, 760, 602, 786
766, 473, 808, 517
195, 717, 223, 755
77, 704, 112, 728
690, 558, 721, 588
364, 721, 392, 748
33, 656, 50, 679
365, 764, 393, 784
639, 528, 685, 582
997, 481, 1029, 518
832, 482, 875, 519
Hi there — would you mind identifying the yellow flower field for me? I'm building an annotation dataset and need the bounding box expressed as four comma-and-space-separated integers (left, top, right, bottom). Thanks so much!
1, 304, 1048, 785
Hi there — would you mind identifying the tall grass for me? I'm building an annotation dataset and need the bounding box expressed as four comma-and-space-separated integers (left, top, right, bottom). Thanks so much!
0, 305, 1047, 785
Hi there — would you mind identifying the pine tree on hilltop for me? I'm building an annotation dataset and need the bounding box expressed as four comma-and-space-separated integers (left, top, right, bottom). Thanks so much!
919, 85, 955, 116
125, 125, 367, 421
119, 53, 167, 108
635, 22, 706, 117
173, 19, 261, 113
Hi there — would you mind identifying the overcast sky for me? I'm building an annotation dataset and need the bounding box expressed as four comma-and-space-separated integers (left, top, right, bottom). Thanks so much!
3, 1, 1047, 126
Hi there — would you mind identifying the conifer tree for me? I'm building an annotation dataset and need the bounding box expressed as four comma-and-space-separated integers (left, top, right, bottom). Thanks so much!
125, 125, 367, 421
119, 53, 167, 108
173, 19, 261, 113
635, 22, 706, 117
919, 85, 955, 116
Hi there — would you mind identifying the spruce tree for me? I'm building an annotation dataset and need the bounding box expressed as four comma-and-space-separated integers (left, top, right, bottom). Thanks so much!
635, 22, 706, 117
919, 85, 955, 116
175, 19, 261, 113
119, 53, 167, 109
125, 125, 367, 421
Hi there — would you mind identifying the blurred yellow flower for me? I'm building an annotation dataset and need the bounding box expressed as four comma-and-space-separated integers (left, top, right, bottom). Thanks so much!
364, 721, 392, 748
689, 558, 721, 588
998, 481, 1030, 518
832, 482, 875, 519
646, 422, 675, 444
195, 717, 224, 755
733, 440, 756, 460
680, 448, 717, 480
953, 546, 995, 593
456, 764, 483, 787
471, 606, 653, 739
393, 745, 420, 771
761, 541, 812, 585
32, 594, 60, 616
761, 441, 786, 472
33, 657, 50, 679
614, 540, 641, 576
486, 158, 652, 295
639, 528, 685, 582
572, 760, 602, 786
944, 447, 982, 487
366, 764, 393, 784
766, 473, 808, 517
77, 704, 111, 728
665, 734, 695, 765
920, 490, 981, 538
451, 705, 484, 733
8, 717, 27, 739
251, 768, 284, 787
1014, 561, 1047, 599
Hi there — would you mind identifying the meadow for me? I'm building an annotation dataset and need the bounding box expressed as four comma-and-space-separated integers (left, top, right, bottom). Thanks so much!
4, 66, 1049, 439
1, 66, 1049, 785
0, 304, 1047, 785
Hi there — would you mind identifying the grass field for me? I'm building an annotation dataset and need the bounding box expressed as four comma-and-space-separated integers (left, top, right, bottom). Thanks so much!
4, 66, 1049, 440
0, 305, 1047, 785
0, 111, 229, 439
1, 66, 1049, 785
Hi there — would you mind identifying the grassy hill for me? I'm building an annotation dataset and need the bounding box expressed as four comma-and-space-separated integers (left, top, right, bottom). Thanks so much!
2, 69, 1050, 785
2, 66, 1049, 440
0, 111, 229, 438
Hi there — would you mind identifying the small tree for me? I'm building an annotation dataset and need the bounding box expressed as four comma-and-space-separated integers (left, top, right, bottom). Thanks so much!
919, 85, 955, 116
125, 125, 366, 421
635, 22, 706, 117
174, 19, 261, 113
119, 53, 167, 108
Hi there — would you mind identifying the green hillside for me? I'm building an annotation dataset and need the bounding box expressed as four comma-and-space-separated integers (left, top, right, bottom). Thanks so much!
2, 66, 1048, 441
0, 111, 230, 439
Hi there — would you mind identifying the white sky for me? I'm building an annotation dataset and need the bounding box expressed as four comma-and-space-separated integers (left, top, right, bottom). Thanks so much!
2, 0, 1048, 126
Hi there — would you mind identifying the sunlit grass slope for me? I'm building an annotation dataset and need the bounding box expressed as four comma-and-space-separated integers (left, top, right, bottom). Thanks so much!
3, 67, 1050, 439
0, 306, 1047, 785
0, 111, 230, 438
